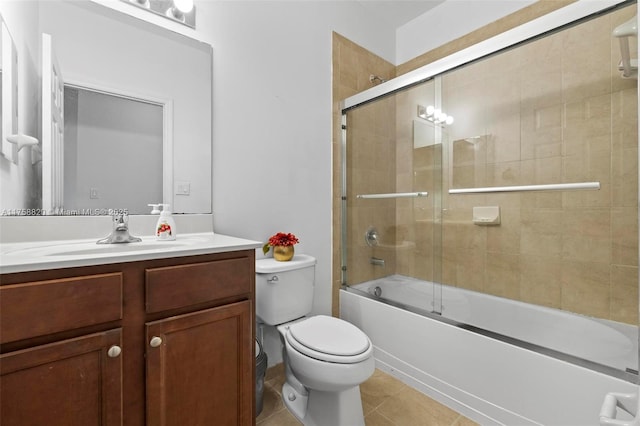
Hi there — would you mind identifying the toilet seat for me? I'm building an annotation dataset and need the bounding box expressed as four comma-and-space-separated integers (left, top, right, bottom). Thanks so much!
285, 315, 372, 364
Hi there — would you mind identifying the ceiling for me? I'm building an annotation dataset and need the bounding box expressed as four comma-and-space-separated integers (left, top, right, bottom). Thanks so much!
355, 0, 446, 29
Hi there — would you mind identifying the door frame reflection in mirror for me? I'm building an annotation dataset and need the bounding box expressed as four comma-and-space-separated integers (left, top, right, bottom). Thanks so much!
62, 78, 173, 215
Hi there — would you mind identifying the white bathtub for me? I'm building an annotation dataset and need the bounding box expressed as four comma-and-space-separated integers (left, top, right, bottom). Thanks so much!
341, 275, 639, 425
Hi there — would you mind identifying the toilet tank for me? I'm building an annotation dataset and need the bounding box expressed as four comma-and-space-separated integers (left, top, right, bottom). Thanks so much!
256, 254, 316, 325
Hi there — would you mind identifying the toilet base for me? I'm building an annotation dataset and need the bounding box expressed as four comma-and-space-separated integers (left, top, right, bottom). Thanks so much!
282, 382, 308, 422
282, 381, 366, 426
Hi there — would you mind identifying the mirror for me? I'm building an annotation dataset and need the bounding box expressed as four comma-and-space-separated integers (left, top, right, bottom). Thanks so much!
0, 16, 18, 164
0, 0, 212, 215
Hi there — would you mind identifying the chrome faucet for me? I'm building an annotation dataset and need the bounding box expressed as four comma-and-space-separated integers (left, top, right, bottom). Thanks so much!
97, 212, 142, 244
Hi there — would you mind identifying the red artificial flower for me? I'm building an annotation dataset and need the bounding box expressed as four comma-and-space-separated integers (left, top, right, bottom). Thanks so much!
268, 232, 299, 246
263, 232, 299, 254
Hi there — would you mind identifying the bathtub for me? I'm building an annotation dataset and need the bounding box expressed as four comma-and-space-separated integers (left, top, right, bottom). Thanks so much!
341, 275, 639, 425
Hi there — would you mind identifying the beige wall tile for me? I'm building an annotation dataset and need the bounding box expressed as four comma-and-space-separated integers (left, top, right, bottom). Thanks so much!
520, 156, 562, 185
611, 265, 639, 324
561, 260, 610, 318
561, 209, 611, 263
485, 253, 521, 299
520, 255, 562, 308
521, 104, 563, 162
486, 207, 520, 254
562, 25, 611, 102
454, 248, 486, 292
612, 207, 639, 267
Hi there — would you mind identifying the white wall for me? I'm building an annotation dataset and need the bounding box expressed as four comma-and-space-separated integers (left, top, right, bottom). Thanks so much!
396, 0, 536, 65
190, 1, 396, 365
196, 1, 397, 322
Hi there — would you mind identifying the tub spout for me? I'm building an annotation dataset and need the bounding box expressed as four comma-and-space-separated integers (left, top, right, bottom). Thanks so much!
370, 257, 385, 267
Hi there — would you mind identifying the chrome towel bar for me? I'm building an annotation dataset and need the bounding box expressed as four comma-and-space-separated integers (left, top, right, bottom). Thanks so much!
449, 182, 600, 194
356, 192, 429, 199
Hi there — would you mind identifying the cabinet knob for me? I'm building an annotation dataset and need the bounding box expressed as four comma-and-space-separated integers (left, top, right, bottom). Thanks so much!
107, 345, 122, 358
149, 336, 163, 348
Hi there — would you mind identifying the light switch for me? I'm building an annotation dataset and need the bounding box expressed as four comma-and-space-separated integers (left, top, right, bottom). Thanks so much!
175, 181, 191, 196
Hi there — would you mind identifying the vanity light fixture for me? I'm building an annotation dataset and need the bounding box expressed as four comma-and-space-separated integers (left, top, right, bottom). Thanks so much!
132, 0, 151, 8
167, 0, 194, 22
417, 104, 454, 126
123, 0, 196, 29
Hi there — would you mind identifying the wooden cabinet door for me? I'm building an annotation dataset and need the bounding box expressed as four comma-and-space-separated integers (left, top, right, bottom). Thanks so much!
1, 328, 123, 426
146, 300, 253, 426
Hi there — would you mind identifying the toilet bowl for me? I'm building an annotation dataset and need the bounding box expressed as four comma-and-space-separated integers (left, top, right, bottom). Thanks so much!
256, 255, 375, 426
277, 316, 375, 426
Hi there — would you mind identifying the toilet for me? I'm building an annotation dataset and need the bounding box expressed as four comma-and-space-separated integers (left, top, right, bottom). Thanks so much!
256, 254, 375, 426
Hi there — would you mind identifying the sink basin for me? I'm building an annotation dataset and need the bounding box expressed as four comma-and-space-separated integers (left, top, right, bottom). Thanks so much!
49, 242, 185, 256
0, 232, 262, 275
2, 235, 210, 258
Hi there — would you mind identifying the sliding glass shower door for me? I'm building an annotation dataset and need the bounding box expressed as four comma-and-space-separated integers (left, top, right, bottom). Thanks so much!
342, 79, 444, 314
342, 1, 638, 380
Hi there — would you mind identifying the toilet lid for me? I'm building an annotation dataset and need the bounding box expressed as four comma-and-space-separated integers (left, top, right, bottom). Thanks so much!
286, 315, 371, 363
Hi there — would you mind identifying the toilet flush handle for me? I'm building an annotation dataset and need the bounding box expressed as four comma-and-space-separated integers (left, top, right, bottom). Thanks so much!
267, 275, 279, 283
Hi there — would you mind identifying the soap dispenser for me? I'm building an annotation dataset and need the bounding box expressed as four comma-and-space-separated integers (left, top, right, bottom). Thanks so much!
155, 204, 177, 241
148, 203, 162, 215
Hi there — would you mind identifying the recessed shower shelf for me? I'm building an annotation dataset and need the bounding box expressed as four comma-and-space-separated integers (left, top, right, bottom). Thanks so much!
449, 182, 600, 195
356, 192, 429, 199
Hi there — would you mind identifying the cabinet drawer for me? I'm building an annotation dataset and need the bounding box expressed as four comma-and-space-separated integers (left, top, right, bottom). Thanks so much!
146, 257, 252, 313
0, 273, 123, 344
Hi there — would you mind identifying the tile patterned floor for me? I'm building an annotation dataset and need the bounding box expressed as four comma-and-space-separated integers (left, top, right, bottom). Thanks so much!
256, 365, 478, 426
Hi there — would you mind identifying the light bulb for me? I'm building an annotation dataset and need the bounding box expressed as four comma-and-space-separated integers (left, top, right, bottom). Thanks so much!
438, 112, 448, 122
445, 116, 454, 125
426, 105, 435, 116
173, 0, 194, 13
131, 0, 150, 8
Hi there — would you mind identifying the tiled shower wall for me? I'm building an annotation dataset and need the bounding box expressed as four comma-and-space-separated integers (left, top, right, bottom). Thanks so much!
333, 3, 638, 324
332, 2, 575, 316
437, 5, 638, 324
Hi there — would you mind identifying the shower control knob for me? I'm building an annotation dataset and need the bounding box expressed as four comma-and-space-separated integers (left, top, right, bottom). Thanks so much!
149, 336, 163, 348
288, 393, 296, 401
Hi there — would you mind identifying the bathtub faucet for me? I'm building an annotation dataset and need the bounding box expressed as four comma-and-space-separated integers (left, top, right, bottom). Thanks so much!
370, 257, 385, 267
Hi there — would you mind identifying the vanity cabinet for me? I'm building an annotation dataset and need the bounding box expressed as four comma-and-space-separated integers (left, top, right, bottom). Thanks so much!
146, 302, 252, 425
1, 328, 123, 426
0, 249, 256, 426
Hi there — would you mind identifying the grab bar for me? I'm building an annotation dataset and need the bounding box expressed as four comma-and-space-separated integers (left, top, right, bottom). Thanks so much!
449, 182, 600, 195
357, 192, 428, 199
600, 392, 640, 426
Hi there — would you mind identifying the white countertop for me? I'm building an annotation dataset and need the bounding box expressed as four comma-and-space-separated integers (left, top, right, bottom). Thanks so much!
0, 233, 262, 274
